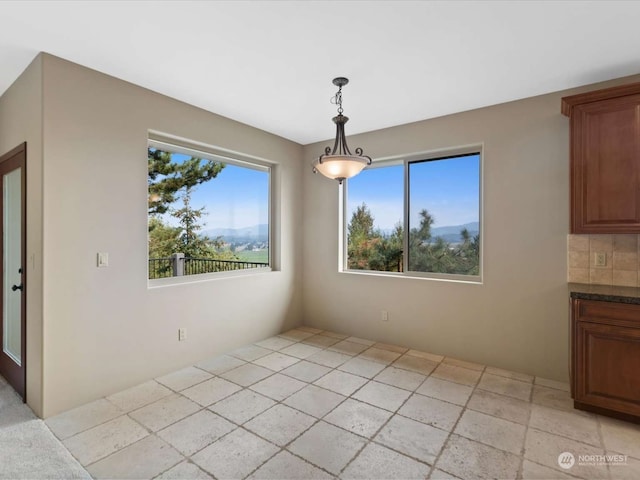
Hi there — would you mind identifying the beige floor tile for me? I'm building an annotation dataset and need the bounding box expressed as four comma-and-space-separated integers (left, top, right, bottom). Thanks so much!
155, 366, 213, 392
406, 349, 444, 363
253, 352, 300, 371
454, 409, 526, 455
106, 380, 173, 412
531, 385, 574, 411
245, 404, 316, 446
249, 373, 307, 401
181, 377, 242, 407
346, 336, 376, 346
313, 370, 368, 397
392, 355, 438, 375
324, 398, 392, 438
534, 377, 570, 392
521, 460, 574, 479
283, 385, 346, 418
373, 366, 426, 391
157, 410, 235, 456
281, 360, 331, 383
87, 435, 182, 479
297, 326, 323, 334
431, 364, 481, 387
229, 345, 272, 362
280, 343, 323, 359
352, 381, 412, 412
319, 330, 349, 339
129, 393, 200, 432
219, 363, 274, 387
249, 451, 332, 480
358, 347, 402, 365
417, 377, 473, 406
45, 398, 123, 440
606, 451, 640, 480
63, 415, 148, 465
192, 428, 279, 479
338, 357, 386, 379
342, 442, 430, 480
485, 366, 533, 383
306, 349, 352, 368
529, 404, 600, 446
195, 354, 246, 375
329, 340, 369, 356
255, 336, 295, 351
302, 334, 341, 348
373, 342, 409, 354
375, 414, 448, 464
156, 460, 213, 479
600, 416, 640, 459
436, 434, 521, 480
443, 357, 485, 372
477, 373, 532, 401
466, 389, 531, 425
398, 394, 462, 431
208, 389, 276, 425
429, 469, 461, 479
288, 421, 366, 475
278, 329, 315, 341
524, 428, 607, 480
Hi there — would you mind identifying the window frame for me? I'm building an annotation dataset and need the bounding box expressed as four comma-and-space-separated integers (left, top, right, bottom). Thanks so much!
341, 144, 483, 284
147, 132, 275, 287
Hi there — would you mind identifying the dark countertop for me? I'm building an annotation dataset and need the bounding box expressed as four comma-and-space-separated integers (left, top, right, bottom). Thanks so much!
569, 283, 640, 304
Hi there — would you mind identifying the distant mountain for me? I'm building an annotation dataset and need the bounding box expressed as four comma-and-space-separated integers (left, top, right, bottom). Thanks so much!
431, 222, 479, 244
379, 221, 479, 244
203, 224, 268, 242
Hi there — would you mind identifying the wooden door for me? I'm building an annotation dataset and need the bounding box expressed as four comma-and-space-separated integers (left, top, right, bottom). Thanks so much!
0, 143, 26, 401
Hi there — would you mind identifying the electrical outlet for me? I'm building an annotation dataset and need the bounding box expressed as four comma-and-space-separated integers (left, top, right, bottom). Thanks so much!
594, 252, 607, 267
178, 328, 187, 341
381, 310, 389, 322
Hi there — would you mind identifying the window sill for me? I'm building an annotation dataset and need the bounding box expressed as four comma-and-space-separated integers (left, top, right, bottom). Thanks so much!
340, 268, 482, 285
148, 266, 273, 289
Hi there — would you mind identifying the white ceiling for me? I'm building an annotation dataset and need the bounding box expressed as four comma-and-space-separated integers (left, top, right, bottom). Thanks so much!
0, 1, 639, 145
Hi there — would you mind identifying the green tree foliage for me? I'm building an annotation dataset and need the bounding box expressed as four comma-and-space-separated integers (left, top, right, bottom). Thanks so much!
347, 203, 479, 275
148, 148, 225, 215
171, 186, 219, 258
148, 216, 181, 259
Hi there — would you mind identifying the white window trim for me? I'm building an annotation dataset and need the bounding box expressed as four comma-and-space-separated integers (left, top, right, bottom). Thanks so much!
340, 144, 484, 284
147, 132, 276, 287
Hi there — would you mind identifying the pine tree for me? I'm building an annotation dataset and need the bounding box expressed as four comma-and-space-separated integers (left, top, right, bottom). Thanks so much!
148, 148, 225, 215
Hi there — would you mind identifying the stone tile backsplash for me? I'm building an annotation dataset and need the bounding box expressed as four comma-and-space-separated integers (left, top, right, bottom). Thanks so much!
568, 234, 640, 286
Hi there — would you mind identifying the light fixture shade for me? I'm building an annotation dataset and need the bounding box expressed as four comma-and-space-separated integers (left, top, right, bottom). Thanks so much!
313, 155, 369, 182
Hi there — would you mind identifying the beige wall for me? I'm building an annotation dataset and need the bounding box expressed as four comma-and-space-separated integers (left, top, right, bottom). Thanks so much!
39, 55, 303, 417
302, 74, 640, 382
0, 55, 44, 416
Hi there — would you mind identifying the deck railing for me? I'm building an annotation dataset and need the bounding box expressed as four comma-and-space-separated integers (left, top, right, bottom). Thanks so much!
149, 253, 268, 279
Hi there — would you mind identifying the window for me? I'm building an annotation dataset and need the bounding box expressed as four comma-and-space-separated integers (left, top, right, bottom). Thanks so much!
345, 148, 481, 281
148, 138, 270, 281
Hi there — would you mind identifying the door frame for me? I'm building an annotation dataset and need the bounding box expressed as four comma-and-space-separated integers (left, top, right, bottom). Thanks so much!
0, 142, 27, 401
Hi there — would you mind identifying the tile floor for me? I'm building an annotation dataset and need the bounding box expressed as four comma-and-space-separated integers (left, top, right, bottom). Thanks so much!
36, 327, 640, 479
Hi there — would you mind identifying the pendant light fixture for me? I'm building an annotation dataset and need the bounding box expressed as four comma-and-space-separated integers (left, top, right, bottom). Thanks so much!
312, 77, 372, 184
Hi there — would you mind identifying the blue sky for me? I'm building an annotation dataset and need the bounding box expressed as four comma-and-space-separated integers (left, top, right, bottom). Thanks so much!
155, 152, 269, 230
347, 153, 480, 231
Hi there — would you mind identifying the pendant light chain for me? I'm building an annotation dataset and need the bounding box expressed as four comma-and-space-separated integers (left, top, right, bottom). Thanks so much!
331, 86, 344, 115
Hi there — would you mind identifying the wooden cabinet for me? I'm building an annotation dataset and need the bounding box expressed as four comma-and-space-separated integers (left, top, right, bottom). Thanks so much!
562, 82, 640, 233
571, 298, 640, 421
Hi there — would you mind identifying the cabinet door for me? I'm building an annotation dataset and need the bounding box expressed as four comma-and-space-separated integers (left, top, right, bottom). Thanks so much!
571, 95, 640, 233
574, 319, 640, 417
